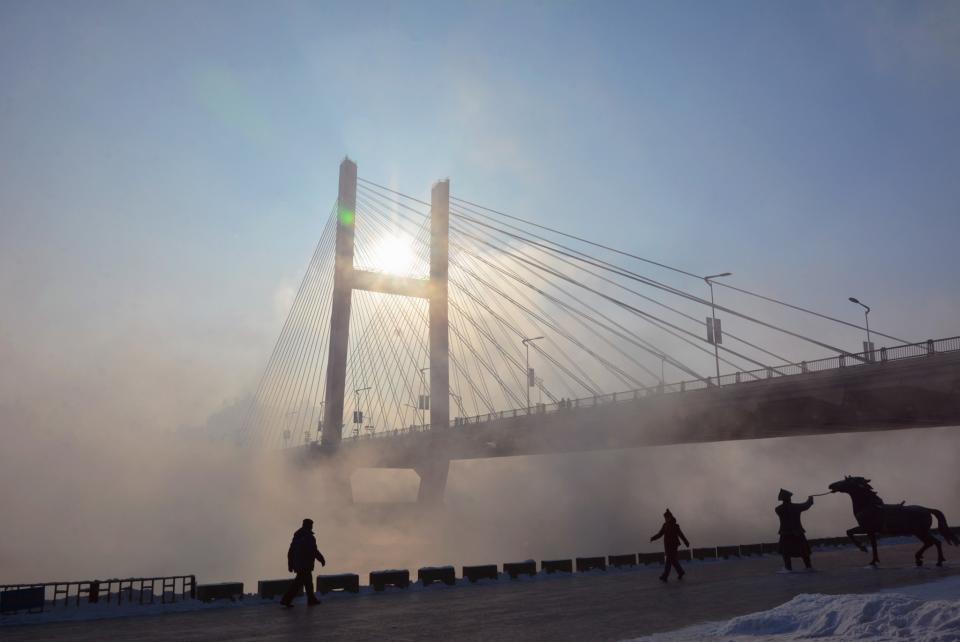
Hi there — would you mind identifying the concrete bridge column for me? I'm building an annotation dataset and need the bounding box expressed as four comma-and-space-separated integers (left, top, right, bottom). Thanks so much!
320, 157, 357, 451
416, 459, 450, 504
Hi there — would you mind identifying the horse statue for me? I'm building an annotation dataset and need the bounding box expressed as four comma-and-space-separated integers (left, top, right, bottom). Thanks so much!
828, 476, 958, 566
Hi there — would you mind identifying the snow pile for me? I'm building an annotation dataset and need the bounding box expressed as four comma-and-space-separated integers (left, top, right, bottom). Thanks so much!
716, 592, 960, 641
637, 577, 960, 641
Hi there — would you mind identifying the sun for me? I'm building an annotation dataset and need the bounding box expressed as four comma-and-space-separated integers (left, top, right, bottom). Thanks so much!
367, 233, 417, 276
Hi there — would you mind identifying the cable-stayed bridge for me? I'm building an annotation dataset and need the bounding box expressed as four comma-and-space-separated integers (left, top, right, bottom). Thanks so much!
237, 159, 960, 502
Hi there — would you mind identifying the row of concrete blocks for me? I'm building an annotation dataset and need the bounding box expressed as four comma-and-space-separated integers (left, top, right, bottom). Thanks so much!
194, 540, 852, 601
201, 530, 960, 601
193, 542, 796, 602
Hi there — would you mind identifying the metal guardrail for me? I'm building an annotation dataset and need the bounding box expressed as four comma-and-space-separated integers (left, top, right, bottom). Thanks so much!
342, 336, 960, 444
0, 575, 196, 610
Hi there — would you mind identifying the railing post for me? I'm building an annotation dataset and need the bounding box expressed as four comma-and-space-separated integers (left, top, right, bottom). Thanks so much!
880, 346, 887, 362
801, 361, 808, 374
927, 339, 935, 355
766, 367, 773, 379
839, 354, 846, 367
680, 381, 685, 392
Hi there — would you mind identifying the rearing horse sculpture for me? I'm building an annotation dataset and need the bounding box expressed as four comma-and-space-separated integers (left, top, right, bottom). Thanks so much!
829, 476, 958, 566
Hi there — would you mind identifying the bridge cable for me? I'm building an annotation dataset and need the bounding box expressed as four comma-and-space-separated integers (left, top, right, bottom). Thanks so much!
358, 187, 674, 388
243, 207, 337, 446
451, 205, 792, 367
358, 187, 698, 389
447, 194, 911, 345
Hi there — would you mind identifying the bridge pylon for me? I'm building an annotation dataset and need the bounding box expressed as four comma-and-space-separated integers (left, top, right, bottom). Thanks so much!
320, 158, 451, 503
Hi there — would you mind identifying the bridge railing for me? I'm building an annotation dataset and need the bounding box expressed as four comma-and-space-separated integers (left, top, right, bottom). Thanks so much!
341, 336, 960, 443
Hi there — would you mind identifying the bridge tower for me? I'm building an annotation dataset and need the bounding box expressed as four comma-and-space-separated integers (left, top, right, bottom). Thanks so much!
320, 158, 451, 503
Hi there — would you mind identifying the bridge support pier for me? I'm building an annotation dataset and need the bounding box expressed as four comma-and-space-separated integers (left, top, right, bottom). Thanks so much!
415, 460, 450, 505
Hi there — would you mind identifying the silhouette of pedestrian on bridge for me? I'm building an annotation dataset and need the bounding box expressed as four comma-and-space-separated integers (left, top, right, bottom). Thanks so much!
281, 518, 326, 607
651, 509, 689, 582
776, 488, 814, 571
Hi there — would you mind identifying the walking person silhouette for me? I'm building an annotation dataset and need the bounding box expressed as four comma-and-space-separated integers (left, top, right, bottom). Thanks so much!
281, 518, 326, 607
776, 489, 814, 571
651, 509, 690, 582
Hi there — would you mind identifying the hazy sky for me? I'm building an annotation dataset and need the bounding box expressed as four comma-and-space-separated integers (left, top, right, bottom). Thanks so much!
2, 1, 959, 432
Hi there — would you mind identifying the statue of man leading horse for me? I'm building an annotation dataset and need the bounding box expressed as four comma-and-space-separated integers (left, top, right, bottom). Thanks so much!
828, 476, 958, 567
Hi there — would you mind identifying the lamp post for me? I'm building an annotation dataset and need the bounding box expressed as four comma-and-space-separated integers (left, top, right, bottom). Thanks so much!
848, 297, 873, 359
354, 386, 370, 437
704, 272, 732, 384
418, 367, 430, 427
522, 336, 544, 413
449, 392, 464, 422
315, 400, 326, 442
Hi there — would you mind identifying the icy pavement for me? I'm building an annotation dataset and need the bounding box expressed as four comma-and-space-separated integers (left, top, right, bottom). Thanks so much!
3, 543, 959, 641
635, 575, 960, 641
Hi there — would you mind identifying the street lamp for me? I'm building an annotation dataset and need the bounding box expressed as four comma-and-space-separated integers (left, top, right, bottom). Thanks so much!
449, 391, 465, 420
521, 336, 544, 413
354, 387, 371, 436
315, 400, 326, 442
704, 272, 732, 384
848, 297, 873, 359
418, 367, 430, 426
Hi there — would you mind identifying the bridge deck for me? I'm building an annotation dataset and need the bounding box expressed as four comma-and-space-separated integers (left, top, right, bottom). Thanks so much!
302, 348, 960, 469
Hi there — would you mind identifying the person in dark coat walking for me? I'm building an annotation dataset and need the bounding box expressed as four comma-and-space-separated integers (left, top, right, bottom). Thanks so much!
281, 518, 326, 607
776, 488, 813, 571
650, 509, 690, 582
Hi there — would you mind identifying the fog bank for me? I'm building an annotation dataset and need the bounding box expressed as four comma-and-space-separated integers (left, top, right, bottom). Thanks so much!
2, 414, 958, 588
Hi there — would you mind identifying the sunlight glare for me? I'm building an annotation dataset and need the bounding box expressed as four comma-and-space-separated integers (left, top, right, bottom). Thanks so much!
368, 233, 417, 276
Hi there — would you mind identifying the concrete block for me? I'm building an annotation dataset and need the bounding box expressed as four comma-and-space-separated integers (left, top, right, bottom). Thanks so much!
575, 557, 606, 572
503, 560, 537, 579
1, 587, 44, 614
257, 579, 299, 600
317, 573, 360, 595
638, 552, 665, 565
740, 543, 763, 557
607, 554, 637, 568
369, 569, 410, 591
196, 582, 243, 602
540, 559, 573, 574
462, 564, 498, 583
692, 547, 717, 561
417, 566, 455, 587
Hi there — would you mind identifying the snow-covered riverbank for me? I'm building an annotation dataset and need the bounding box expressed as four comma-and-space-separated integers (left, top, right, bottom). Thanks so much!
634, 575, 960, 641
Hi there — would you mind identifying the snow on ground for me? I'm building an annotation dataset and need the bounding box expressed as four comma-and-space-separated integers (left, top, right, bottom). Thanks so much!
633, 575, 960, 642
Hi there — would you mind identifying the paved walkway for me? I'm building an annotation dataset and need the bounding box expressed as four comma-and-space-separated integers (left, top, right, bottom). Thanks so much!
5, 544, 958, 641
